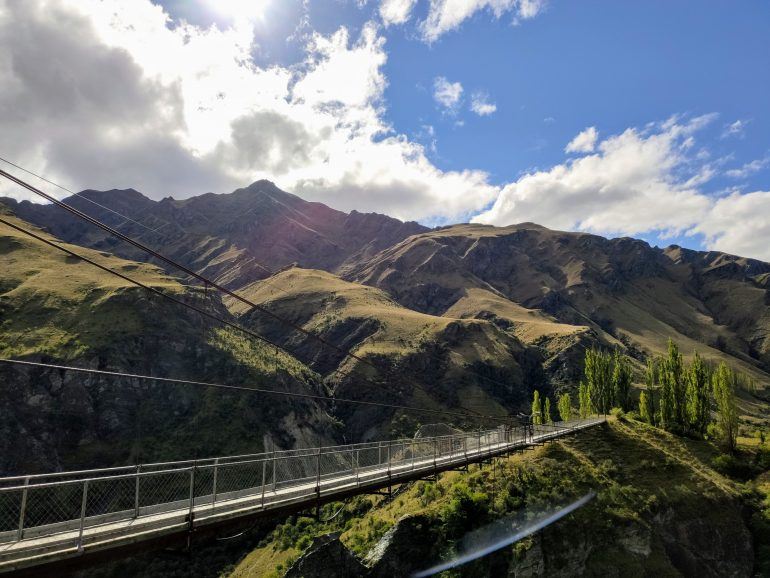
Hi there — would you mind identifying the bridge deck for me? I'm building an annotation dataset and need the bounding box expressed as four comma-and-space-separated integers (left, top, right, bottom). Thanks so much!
0, 418, 603, 574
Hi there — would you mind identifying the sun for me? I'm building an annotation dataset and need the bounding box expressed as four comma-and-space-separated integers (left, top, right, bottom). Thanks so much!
207, 0, 273, 22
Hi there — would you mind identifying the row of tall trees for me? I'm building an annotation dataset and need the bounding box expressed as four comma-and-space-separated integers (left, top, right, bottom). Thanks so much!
531, 390, 576, 424
639, 339, 739, 452
581, 348, 633, 413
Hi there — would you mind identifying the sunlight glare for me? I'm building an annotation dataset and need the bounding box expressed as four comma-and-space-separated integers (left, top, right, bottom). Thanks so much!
207, 0, 273, 22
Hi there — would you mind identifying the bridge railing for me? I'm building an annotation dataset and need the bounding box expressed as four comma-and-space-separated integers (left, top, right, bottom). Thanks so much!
0, 418, 600, 547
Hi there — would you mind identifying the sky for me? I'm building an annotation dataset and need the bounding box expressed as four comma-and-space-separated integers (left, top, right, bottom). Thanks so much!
0, 0, 769, 260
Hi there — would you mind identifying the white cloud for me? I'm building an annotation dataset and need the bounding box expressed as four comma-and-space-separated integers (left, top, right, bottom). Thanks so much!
0, 0, 497, 222
721, 119, 749, 139
724, 155, 770, 179
470, 91, 496, 116
379, 0, 418, 25
421, 0, 546, 42
433, 76, 463, 114
473, 116, 717, 237
565, 126, 598, 154
692, 191, 770, 260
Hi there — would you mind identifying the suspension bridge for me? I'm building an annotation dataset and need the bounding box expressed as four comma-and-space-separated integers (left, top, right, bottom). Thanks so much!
0, 418, 603, 574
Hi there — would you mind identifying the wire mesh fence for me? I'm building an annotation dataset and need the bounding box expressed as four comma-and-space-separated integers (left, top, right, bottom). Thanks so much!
0, 418, 602, 549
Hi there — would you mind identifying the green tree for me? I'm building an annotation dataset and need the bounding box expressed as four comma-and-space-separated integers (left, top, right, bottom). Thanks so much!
685, 352, 711, 436
578, 381, 591, 419
544, 397, 553, 424
584, 348, 613, 414
557, 393, 572, 422
531, 390, 543, 425
639, 391, 654, 424
644, 358, 657, 426
659, 339, 685, 429
712, 362, 738, 453
612, 349, 633, 411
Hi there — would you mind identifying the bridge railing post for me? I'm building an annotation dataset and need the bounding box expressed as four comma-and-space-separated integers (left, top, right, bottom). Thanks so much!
133, 465, 141, 518
411, 439, 415, 471
433, 438, 437, 471
315, 447, 321, 496
261, 457, 267, 507
272, 449, 277, 493
77, 479, 89, 550
211, 458, 219, 506
16, 475, 29, 542
188, 463, 196, 529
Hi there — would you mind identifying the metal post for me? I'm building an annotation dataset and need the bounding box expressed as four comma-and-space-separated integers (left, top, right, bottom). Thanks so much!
378, 441, 382, 466
433, 438, 437, 471
212, 458, 219, 506
261, 458, 267, 507
387, 441, 392, 476
188, 464, 196, 529
17, 476, 29, 541
463, 435, 468, 465
133, 466, 141, 518
411, 439, 415, 471
355, 449, 360, 486
315, 447, 321, 495
272, 450, 277, 492
77, 480, 90, 549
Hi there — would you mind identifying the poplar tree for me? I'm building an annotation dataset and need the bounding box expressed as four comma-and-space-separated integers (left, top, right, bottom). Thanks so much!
660, 338, 688, 430
685, 352, 711, 436
584, 348, 613, 414
639, 391, 654, 424
658, 339, 683, 430
712, 362, 738, 453
612, 349, 633, 411
544, 397, 553, 424
578, 382, 591, 419
643, 358, 657, 425
531, 390, 543, 425
558, 393, 572, 422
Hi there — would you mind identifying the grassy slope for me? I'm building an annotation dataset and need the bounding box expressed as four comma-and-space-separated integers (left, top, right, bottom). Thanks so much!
0, 214, 184, 359
0, 214, 332, 471
229, 418, 766, 577
228, 268, 535, 427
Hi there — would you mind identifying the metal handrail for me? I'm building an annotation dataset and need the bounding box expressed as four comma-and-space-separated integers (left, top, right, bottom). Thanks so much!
0, 417, 604, 552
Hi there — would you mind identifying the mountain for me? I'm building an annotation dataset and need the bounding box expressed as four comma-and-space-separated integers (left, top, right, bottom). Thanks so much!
346, 222, 770, 397
2, 183, 769, 472
1, 180, 426, 288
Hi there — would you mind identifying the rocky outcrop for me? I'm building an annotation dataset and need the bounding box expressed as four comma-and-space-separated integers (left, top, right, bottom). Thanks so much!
365, 515, 442, 577
285, 533, 367, 578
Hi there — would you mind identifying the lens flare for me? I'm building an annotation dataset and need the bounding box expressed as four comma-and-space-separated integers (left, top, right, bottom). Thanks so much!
413, 492, 596, 578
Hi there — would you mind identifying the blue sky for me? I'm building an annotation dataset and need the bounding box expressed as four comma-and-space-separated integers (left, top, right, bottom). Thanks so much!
1, 0, 769, 259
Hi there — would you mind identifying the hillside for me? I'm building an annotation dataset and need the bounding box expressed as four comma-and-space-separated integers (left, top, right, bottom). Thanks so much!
228, 268, 543, 438
228, 418, 763, 577
0, 211, 336, 474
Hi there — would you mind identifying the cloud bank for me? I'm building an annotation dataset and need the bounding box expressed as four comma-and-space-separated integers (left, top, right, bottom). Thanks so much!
0, 0, 496, 221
